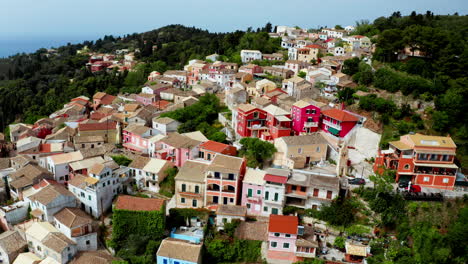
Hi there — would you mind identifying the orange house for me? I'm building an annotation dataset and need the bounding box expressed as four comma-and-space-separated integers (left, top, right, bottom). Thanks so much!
374, 133, 458, 190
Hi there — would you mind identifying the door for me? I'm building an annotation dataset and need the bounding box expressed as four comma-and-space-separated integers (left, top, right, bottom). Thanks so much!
213, 196, 219, 204
313, 188, 319, 197
272, 208, 279, 215
326, 191, 333, 199
223, 197, 228, 204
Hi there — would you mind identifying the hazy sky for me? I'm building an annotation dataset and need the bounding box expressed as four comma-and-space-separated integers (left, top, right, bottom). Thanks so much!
2, 0, 468, 40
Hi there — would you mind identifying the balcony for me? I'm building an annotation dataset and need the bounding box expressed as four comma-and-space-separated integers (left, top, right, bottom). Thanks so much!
285, 192, 308, 199
304, 122, 318, 127
248, 124, 267, 130
415, 167, 457, 176
246, 195, 262, 203
322, 119, 341, 130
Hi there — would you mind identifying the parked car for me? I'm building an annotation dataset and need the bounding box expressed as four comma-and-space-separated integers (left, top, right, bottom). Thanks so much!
348, 178, 366, 185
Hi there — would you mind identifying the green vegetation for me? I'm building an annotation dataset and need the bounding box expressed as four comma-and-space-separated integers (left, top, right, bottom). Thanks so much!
204, 220, 262, 263
0, 24, 281, 132
111, 155, 133, 166
109, 205, 165, 263
293, 259, 326, 264
306, 197, 359, 227
238, 137, 277, 168
160, 93, 227, 142
158, 167, 178, 197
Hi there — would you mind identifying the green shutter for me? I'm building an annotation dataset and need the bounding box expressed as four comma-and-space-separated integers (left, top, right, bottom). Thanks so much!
328, 127, 340, 135
247, 189, 253, 197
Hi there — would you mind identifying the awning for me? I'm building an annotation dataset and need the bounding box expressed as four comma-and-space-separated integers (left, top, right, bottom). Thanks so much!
30, 209, 44, 218
328, 127, 340, 135
414, 163, 458, 169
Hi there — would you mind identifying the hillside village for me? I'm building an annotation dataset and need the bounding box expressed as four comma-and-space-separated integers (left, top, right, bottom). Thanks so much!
0, 20, 466, 264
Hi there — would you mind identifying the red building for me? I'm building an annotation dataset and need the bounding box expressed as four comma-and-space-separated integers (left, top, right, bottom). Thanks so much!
291, 100, 323, 135
236, 104, 292, 141
236, 104, 269, 139
374, 133, 459, 190
320, 108, 359, 138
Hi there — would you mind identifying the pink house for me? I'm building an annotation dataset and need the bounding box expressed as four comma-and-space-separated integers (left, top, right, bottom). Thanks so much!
291, 100, 323, 135
152, 133, 202, 167
123, 124, 160, 154
136, 93, 156, 106
321, 108, 360, 138
239, 64, 263, 75
267, 215, 299, 262
241, 168, 266, 216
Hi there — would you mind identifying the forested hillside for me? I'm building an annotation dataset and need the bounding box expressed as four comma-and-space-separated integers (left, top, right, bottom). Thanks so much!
0, 24, 279, 130
341, 12, 468, 170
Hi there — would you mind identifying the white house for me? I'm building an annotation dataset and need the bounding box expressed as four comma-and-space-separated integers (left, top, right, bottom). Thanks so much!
128, 156, 173, 192
330, 46, 345, 56
0, 230, 27, 264
262, 168, 288, 216
26, 185, 76, 222
54, 207, 98, 251
215, 205, 246, 230
25, 222, 78, 264
45, 151, 84, 183
152, 117, 180, 135
240, 50, 262, 63
68, 163, 122, 218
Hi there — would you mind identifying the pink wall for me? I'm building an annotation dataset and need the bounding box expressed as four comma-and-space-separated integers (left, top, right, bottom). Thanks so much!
268, 232, 297, 253
339, 121, 356, 137
291, 105, 321, 135
241, 182, 264, 215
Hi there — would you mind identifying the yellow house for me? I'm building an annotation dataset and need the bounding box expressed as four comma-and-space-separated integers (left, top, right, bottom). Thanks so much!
255, 79, 277, 95
273, 134, 328, 169
175, 160, 209, 208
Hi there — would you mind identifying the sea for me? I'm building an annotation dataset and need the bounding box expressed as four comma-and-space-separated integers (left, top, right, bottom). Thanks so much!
0, 36, 96, 58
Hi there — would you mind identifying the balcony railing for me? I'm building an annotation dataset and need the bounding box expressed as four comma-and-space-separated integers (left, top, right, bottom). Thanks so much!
322, 119, 341, 130
304, 122, 318, 127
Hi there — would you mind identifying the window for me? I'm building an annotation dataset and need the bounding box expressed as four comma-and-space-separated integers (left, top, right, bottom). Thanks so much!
316, 146, 320, 152
423, 177, 430, 182
195, 185, 200, 194
313, 188, 319, 197
207, 153, 211, 160
326, 191, 333, 199
88, 195, 91, 201
283, 243, 290, 249
443, 178, 449, 183
247, 188, 253, 197
263, 206, 268, 212
257, 189, 261, 195
228, 173, 235, 180
271, 242, 277, 248
181, 198, 186, 204
274, 233, 280, 237
192, 199, 197, 207
182, 184, 186, 192
265, 191, 269, 200
272, 208, 279, 215
246, 203, 251, 209
274, 193, 279, 201
86, 240, 90, 245
298, 148, 302, 154
300, 186, 306, 192
285, 234, 291, 238
404, 164, 410, 169
214, 172, 220, 178
81, 192, 85, 198
37, 245, 42, 251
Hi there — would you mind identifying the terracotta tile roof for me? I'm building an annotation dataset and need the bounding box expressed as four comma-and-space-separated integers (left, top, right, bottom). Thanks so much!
160, 133, 201, 149
124, 104, 140, 112
157, 238, 202, 263
279, 134, 327, 146
10, 164, 52, 188
234, 221, 268, 241
322, 108, 359, 122
175, 160, 208, 182
216, 204, 246, 216
54, 208, 93, 228
115, 195, 165, 211
0, 230, 27, 256
153, 117, 177, 125
28, 185, 74, 206
0, 158, 10, 170
100, 94, 117, 105
268, 215, 298, 234
42, 232, 76, 253
93, 92, 106, 99
74, 136, 105, 143
78, 121, 117, 131
68, 174, 91, 189
199, 140, 233, 153
128, 156, 150, 170
206, 154, 244, 174
237, 103, 257, 113
88, 163, 106, 175
70, 250, 117, 264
